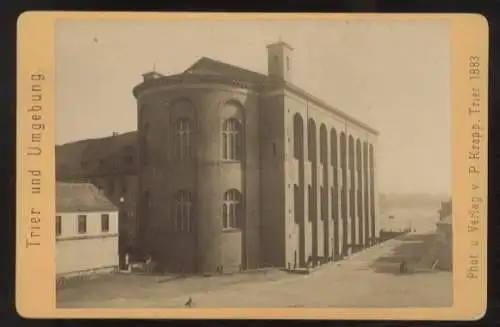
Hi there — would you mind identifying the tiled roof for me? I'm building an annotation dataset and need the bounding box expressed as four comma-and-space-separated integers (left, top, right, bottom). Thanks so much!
56, 182, 118, 213
183, 57, 379, 135
56, 131, 138, 180
184, 57, 267, 84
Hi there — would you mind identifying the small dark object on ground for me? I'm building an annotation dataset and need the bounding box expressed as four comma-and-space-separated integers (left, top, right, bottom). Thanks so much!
185, 296, 193, 308
400, 260, 408, 274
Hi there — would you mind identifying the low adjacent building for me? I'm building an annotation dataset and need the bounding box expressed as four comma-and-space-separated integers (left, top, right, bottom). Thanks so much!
55, 131, 138, 257
438, 199, 452, 220
435, 214, 452, 270
56, 182, 120, 278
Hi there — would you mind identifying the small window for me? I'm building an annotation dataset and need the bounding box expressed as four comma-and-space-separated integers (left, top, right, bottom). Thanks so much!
124, 155, 133, 164
120, 178, 127, 194
77, 215, 87, 234
101, 214, 110, 233
56, 216, 61, 236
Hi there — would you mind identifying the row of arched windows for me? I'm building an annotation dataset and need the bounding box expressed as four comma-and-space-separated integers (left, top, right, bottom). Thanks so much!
292, 112, 376, 247
293, 114, 374, 169
152, 189, 243, 233
141, 118, 242, 163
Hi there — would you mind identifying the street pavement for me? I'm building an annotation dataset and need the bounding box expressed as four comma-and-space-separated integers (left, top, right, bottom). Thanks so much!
158, 232, 452, 308
58, 211, 452, 308
58, 232, 452, 308
156, 213, 452, 308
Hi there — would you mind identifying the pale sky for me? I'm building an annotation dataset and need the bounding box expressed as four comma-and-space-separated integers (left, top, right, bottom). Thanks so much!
55, 18, 451, 195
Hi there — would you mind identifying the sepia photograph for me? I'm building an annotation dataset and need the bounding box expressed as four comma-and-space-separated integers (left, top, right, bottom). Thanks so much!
51, 17, 456, 309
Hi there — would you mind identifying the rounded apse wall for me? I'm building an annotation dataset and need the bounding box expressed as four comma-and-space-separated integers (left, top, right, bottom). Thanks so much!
136, 83, 251, 273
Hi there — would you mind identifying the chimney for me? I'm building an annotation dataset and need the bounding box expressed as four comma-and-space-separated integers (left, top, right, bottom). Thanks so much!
142, 71, 164, 82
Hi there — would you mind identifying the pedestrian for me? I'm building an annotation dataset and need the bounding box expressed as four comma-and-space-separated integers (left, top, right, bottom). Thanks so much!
125, 252, 131, 273
185, 296, 193, 308
399, 259, 408, 274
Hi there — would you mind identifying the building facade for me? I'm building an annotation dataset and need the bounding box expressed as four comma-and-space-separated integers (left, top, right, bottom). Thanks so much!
438, 199, 452, 220
55, 132, 138, 256
132, 41, 380, 274
56, 182, 120, 277
435, 215, 452, 271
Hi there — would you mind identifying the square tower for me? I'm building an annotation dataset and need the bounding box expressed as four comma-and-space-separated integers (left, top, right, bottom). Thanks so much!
267, 40, 294, 83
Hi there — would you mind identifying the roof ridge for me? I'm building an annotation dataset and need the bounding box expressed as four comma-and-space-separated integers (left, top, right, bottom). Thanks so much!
187, 56, 267, 79
56, 182, 118, 213
56, 131, 138, 148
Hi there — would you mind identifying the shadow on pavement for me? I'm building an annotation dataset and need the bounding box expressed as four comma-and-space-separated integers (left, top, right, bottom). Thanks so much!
368, 233, 437, 275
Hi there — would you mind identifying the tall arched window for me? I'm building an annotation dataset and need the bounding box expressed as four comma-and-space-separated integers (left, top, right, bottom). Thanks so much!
222, 118, 241, 161
175, 191, 192, 232
308, 119, 317, 162
294, 184, 300, 224
222, 189, 242, 229
175, 118, 192, 161
293, 114, 304, 159
331, 186, 335, 221
308, 185, 313, 222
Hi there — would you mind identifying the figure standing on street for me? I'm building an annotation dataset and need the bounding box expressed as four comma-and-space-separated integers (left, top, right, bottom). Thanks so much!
399, 259, 408, 274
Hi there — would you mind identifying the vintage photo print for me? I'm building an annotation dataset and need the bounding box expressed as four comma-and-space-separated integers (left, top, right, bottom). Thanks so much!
16, 12, 488, 320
